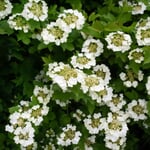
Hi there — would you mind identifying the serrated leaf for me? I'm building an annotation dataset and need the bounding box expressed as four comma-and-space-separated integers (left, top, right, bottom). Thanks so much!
61, 42, 74, 51
89, 12, 101, 22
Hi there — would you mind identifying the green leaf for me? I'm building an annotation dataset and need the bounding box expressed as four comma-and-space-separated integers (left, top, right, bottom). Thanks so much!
143, 47, 150, 64
82, 25, 101, 38
0, 20, 14, 35
17, 31, 31, 45
61, 42, 74, 51
66, 0, 82, 9
89, 12, 101, 22
9, 106, 20, 113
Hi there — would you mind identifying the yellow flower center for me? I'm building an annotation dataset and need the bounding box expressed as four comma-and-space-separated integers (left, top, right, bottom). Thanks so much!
58, 66, 78, 81
85, 77, 99, 87
76, 56, 90, 65
29, 1, 44, 17
0, 0, 6, 11
88, 43, 98, 53
64, 129, 75, 140
91, 118, 101, 128
111, 34, 125, 46
31, 107, 42, 118
63, 13, 78, 25
108, 120, 122, 131
49, 26, 64, 39
141, 28, 150, 39
132, 105, 144, 115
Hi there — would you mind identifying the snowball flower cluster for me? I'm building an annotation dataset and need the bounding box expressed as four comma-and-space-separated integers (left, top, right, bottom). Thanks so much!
119, 65, 144, 88
22, 0, 48, 21
46, 62, 84, 91
128, 48, 144, 63
0, 0, 13, 20
8, 13, 30, 33
126, 99, 148, 121
105, 31, 132, 53
135, 17, 150, 46
57, 124, 82, 146
84, 113, 107, 134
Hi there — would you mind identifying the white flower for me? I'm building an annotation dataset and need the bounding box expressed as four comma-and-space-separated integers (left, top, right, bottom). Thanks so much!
46, 62, 84, 91
33, 85, 53, 105
57, 9, 85, 31
131, 2, 146, 15
0, 0, 13, 20
13, 122, 35, 147
70, 53, 96, 70
105, 31, 132, 53
22, 0, 48, 21
128, 48, 144, 63
20, 141, 37, 150
93, 64, 111, 85
81, 37, 104, 57
28, 104, 49, 126
8, 13, 30, 33
136, 25, 150, 46
84, 113, 107, 134
106, 94, 126, 112
80, 74, 105, 93
73, 109, 85, 122
104, 135, 127, 150
104, 113, 128, 141
126, 99, 148, 121
84, 135, 96, 150
57, 124, 82, 146
146, 76, 150, 95
136, 17, 150, 29
89, 85, 113, 104
119, 66, 144, 88
35, 70, 49, 83
55, 99, 70, 107
41, 22, 70, 45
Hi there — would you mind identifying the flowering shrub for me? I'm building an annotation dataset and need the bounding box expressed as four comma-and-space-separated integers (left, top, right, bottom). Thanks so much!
1, 0, 150, 149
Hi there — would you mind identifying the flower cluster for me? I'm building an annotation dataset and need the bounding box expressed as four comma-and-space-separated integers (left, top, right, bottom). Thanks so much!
0, 0, 13, 20
4, 1, 150, 150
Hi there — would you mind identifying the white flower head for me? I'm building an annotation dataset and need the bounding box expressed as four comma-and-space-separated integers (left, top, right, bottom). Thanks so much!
89, 85, 113, 104
128, 48, 144, 63
93, 64, 111, 85
55, 99, 70, 107
119, 66, 144, 88
41, 22, 70, 45
33, 85, 53, 105
136, 25, 150, 46
104, 112, 129, 141
105, 31, 132, 53
80, 74, 105, 93
126, 99, 148, 121
146, 76, 150, 95
8, 13, 30, 33
106, 93, 126, 112
57, 124, 82, 146
57, 9, 85, 31
70, 53, 96, 70
73, 109, 85, 122
0, 0, 13, 20
104, 135, 127, 150
81, 37, 104, 57
20, 141, 38, 150
46, 62, 84, 91
131, 2, 146, 15
13, 122, 35, 147
22, 0, 48, 21
84, 113, 107, 134
28, 104, 49, 126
